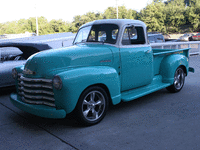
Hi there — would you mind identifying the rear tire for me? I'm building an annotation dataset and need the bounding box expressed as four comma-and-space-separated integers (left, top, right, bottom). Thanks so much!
75, 86, 109, 126
166, 67, 185, 93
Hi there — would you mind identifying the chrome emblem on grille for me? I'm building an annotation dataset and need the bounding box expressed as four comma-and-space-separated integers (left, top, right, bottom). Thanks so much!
23, 68, 36, 75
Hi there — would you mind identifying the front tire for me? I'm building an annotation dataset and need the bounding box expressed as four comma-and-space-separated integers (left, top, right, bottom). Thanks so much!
166, 67, 185, 93
75, 86, 109, 126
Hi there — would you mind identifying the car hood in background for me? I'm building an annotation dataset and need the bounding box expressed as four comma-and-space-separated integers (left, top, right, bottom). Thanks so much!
0, 42, 52, 59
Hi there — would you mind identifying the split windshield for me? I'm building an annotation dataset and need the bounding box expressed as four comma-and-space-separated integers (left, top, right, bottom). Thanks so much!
74, 24, 119, 45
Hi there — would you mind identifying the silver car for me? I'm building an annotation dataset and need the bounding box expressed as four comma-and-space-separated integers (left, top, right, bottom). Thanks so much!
179, 33, 194, 41
0, 42, 52, 88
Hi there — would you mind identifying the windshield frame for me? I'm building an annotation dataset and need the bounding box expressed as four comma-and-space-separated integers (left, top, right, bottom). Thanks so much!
73, 24, 119, 45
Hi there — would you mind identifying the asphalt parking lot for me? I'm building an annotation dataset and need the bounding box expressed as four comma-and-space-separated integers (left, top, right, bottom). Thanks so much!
0, 55, 199, 150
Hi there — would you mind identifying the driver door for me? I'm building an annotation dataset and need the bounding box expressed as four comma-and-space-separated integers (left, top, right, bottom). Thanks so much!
120, 25, 153, 92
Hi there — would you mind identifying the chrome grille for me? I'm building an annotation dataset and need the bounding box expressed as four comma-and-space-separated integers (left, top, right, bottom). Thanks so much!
17, 74, 55, 107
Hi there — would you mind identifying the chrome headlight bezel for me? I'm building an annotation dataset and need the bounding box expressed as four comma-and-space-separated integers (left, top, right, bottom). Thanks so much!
12, 68, 18, 79
52, 75, 62, 90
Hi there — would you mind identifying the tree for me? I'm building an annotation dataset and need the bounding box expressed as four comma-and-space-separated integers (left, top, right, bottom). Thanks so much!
185, 0, 200, 31
3, 21, 18, 34
71, 12, 104, 33
103, 7, 117, 19
17, 19, 32, 33
28, 17, 37, 33
37, 16, 51, 35
140, 1, 166, 33
0, 23, 6, 35
1, 3, 200, 35
164, 0, 186, 33
95, 12, 104, 20
49, 19, 70, 33
127, 9, 138, 19
118, 6, 128, 19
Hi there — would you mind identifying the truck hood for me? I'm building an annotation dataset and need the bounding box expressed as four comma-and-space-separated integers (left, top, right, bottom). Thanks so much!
24, 44, 114, 78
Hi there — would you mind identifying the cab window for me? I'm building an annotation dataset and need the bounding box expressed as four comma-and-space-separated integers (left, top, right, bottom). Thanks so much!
122, 26, 145, 45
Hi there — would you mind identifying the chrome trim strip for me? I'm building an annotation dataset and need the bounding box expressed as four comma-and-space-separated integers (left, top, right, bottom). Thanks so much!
19, 92, 55, 102
19, 76, 52, 83
18, 73, 23, 77
18, 81, 53, 89
21, 97, 56, 107
18, 87, 54, 96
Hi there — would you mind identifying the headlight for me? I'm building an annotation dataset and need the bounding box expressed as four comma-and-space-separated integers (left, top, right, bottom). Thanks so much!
12, 68, 18, 79
53, 75, 62, 90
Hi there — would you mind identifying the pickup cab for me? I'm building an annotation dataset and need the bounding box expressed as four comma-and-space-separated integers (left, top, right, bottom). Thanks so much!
10, 19, 194, 126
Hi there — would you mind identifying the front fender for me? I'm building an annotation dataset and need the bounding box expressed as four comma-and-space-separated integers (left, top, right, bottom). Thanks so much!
160, 54, 189, 84
53, 66, 121, 114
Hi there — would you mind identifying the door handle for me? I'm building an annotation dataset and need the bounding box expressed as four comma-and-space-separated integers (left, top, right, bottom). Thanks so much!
145, 50, 151, 54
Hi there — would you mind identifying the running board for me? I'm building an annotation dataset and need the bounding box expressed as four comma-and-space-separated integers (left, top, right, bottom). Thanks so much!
121, 75, 171, 102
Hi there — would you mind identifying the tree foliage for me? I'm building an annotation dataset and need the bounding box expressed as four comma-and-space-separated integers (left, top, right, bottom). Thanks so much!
185, 0, 200, 31
0, 0, 200, 35
164, 0, 186, 32
140, 1, 166, 33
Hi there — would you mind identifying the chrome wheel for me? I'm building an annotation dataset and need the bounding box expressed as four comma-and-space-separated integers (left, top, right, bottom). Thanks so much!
166, 67, 185, 93
174, 68, 185, 90
75, 86, 109, 126
82, 91, 105, 121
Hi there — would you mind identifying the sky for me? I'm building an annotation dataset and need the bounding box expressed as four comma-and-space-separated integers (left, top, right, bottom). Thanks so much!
1, 0, 153, 23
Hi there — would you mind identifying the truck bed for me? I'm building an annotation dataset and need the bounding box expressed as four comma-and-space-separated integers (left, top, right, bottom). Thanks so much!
153, 48, 190, 76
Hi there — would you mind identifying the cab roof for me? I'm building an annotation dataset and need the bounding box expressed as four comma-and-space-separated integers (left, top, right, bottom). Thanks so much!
80, 19, 146, 29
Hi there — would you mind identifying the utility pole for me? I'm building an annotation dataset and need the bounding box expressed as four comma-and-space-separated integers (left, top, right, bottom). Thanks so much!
116, 0, 118, 19
36, 16, 39, 36
35, 4, 39, 36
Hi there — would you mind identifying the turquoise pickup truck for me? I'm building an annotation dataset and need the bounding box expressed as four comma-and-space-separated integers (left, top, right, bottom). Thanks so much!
10, 19, 194, 126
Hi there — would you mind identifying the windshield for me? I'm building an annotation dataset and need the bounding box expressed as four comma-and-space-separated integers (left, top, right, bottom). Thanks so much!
74, 26, 92, 44
74, 24, 119, 45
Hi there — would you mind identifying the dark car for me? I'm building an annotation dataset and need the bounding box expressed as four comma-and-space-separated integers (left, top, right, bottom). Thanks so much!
191, 33, 200, 41
148, 33, 165, 43
0, 42, 52, 88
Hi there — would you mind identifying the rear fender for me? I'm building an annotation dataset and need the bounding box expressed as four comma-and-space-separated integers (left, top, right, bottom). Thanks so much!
53, 66, 121, 114
160, 54, 189, 84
